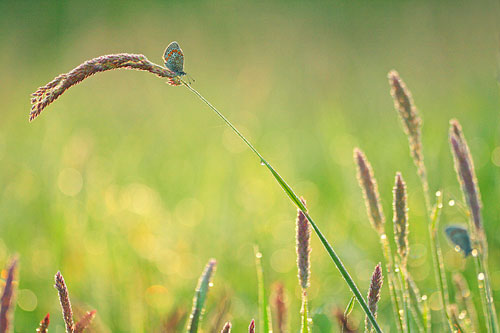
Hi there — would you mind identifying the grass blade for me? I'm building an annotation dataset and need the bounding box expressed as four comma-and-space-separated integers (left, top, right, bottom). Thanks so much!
254, 246, 272, 333
187, 259, 217, 333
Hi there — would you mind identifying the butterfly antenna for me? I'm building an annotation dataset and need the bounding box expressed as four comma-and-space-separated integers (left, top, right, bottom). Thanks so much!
186, 73, 195, 85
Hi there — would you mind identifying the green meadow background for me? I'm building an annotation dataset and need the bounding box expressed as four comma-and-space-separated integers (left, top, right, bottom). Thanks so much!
1, 0, 499, 331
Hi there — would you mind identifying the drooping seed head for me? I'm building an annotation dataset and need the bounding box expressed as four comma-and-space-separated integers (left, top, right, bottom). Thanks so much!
30, 53, 177, 121
354, 148, 385, 234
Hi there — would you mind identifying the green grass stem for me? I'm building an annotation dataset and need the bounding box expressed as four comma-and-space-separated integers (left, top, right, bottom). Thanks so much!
182, 80, 382, 333
254, 246, 272, 333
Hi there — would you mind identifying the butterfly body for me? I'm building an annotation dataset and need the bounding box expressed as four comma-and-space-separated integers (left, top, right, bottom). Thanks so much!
164, 41, 187, 76
445, 225, 472, 257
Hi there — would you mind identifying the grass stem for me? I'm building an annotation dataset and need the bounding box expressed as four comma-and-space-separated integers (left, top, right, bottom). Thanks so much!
182, 80, 382, 333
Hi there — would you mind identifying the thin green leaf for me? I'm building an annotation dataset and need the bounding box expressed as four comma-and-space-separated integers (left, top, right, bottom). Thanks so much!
187, 259, 217, 333
254, 246, 272, 333
344, 296, 356, 318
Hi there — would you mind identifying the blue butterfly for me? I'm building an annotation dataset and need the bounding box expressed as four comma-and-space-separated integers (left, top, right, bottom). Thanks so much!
163, 41, 194, 85
445, 225, 472, 257
164, 41, 186, 76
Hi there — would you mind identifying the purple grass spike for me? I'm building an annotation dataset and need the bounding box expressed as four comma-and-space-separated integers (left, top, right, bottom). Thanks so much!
54, 271, 75, 333
354, 148, 385, 234
74, 310, 97, 333
296, 197, 311, 290
221, 321, 231, 333
36, 313, 50, 333
449, 119, 483, 239
365, 263, 384, 332
393, 172, 409, 264
248, 319, 255, 333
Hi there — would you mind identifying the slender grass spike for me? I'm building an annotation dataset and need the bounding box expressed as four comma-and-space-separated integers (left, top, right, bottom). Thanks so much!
445, 225, 472, 257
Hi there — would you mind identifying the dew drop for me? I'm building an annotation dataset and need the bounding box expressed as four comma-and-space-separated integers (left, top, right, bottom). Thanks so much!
438, 203, 443, 209
449, 200, 455, 207
435, 191, 442, 197
380, 234, 387, 240
260, 161, 265, 166
421, 295, 427, 301
478, 273, 485, 281
255, 252, 262, 259
209, 282, 214, 287
472, 249, 478, 257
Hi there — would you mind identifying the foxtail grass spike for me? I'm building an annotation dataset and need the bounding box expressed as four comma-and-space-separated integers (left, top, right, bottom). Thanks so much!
187, 259, 217, 333
393, 173, 409, 264
36, 314, 50, 333
354, 148, 404, 332
74, 310, 97, 333
248, 319, 255, 333
29, 53, 177, 121
365, 263, 383, 333
449, 120, 483, 240
55, 271, 75, 333
221, 322, 231, 333
296, 198, 311, 290
388, 71, 428, 207
0, 258, 18, 333
272, 283, 287, 333
354, 148, 385, 234
449, 119, 498, 332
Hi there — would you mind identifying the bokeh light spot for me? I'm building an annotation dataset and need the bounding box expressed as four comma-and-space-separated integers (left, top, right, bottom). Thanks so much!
17, 289, 37, 311
58, 168, 83, 196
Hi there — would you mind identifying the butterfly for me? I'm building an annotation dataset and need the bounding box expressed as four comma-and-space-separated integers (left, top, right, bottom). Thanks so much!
164, 41, 186, 76
445, 225, 473, 257
163, 41, 194, 85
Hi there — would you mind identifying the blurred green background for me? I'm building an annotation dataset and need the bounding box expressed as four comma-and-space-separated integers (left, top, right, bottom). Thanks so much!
1, 0, 500, 331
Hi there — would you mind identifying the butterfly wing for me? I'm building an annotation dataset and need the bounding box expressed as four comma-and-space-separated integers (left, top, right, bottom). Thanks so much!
164, 41, 185, 75
445, 225, 472, 257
